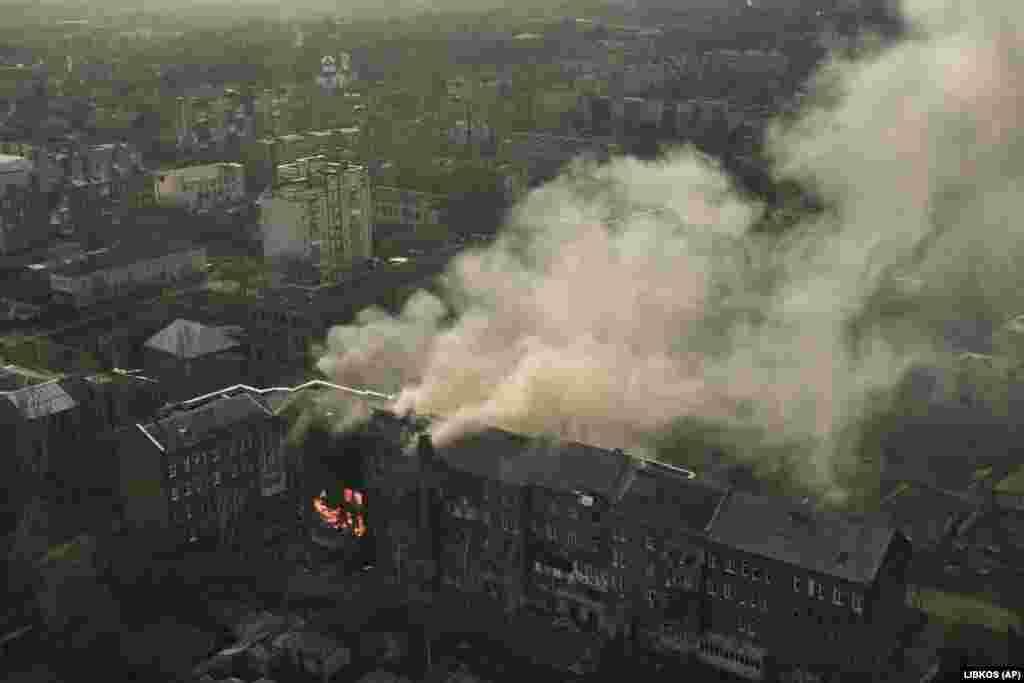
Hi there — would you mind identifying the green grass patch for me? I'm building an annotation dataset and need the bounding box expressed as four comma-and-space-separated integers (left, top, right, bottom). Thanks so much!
913, 587, 1021, 633
972, 466, 993, 482
995, 465, 1024, 495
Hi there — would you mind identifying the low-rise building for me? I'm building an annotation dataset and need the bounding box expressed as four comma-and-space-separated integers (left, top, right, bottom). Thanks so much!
142, 318, 248, 402
49, 240, 206, 308
155, 162, 246, 212
372, 186, 446, 243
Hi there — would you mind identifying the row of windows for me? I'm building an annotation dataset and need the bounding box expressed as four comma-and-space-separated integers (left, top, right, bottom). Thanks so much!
500, 514, 519, 534
705, 581, 769, 611
167, 439, 269, 479
708, 554, 772, 583
700, 640, 763, 671
794, 577, 864, 612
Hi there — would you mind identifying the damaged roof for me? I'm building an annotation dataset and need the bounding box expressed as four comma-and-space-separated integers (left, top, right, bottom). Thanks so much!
706, 489, 898, 584
436, 426, 632, 500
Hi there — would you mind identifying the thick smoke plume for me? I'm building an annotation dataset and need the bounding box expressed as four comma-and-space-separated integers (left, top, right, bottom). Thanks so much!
318, 0, 1024, 504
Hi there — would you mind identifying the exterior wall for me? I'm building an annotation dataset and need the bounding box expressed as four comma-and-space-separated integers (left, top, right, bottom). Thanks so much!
261, 165, 371, 275
118, 427, 171, 531
321, 163, 372, 278
372, 186, 445, 235
142, 349, 247, 403
701, 541, 890, 679
161, 417, 289, 547
260, 193, 312, 260
0, 154, 44, 255
155, 163, 246, 211
359, 432, 910, 681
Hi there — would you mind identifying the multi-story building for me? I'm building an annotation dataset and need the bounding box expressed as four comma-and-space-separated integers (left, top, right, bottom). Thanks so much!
371, 186, 446, 243
114, 386, 292, 549
0, 365, 167, 531
142, 318, 248, 402
0, 153, 42, 255
342, 402, 913, 683
259, 157, 372, 282
154, 162, 246, 212
702, 492, 912, 682
49, 240, 206, 308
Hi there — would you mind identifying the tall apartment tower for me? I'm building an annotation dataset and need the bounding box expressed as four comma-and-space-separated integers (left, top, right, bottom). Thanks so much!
321, 161, 372, 284
259, 158, 372, 283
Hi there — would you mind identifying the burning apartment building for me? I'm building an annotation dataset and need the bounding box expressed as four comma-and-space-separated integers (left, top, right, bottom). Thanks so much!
103, 380, 913, 681
322, 392, 914, 683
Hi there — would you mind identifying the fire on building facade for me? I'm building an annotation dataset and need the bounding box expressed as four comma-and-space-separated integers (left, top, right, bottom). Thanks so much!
108, 380, 914, 682
352, 406, 914, 683
312, 486, 369, 547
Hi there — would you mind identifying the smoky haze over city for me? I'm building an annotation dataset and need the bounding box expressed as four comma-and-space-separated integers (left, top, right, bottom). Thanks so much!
318, 0, 1024, 506
3, 1, 1024, 682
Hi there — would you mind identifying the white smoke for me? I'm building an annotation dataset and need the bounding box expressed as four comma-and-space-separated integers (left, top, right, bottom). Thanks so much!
318, 0, 1024, 504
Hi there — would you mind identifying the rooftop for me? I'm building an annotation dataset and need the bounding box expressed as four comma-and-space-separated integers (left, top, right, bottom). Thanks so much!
144, 318, 241, 360
0, 363, 60, 390
706, 490, 898, 584
437, 427, 632, 501
140, 392, 273, 453
50, 239, 202, 278
1, 379, 77, 420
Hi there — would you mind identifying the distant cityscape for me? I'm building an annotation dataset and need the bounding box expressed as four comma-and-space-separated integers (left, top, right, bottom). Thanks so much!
2, 2, 1023, 683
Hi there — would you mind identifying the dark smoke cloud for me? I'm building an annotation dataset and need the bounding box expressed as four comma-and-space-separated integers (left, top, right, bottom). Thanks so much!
318, 0, 1024, 504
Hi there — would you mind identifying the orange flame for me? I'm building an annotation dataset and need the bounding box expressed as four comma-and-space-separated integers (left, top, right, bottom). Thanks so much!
313, 489, 368, 537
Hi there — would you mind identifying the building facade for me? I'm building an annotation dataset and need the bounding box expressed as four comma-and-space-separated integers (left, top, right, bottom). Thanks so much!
0, 153, 41, 255
259, 157, 372, 281
49, 241, 206, 308
371, 186, 446, 242
354, 410, 913, 683
154, 162, 246, 212
116, 388, 293, 549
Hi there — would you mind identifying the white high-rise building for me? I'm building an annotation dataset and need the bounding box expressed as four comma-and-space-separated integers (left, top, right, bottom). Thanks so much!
259, 159, 372, 283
